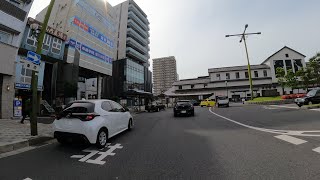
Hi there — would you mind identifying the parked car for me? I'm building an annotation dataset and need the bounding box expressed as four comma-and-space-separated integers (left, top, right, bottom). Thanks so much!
145, 102, 166, 112
295, 89, 320, 107
53, 100, 133, 148
174, 100, 194, 117
200, 99, 216, 107
216, 96, 229, 107
189, 100, 200, 106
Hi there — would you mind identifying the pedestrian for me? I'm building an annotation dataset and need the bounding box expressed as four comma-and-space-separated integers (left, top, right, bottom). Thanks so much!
20, 98, 31, 124
242, 98, 246, 104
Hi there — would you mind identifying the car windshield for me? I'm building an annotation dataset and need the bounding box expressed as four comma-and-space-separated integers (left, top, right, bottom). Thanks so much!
177, 101, 190, 105
62, 102, 95, 114
218, 96, 228, 100
307, 90, 317, 97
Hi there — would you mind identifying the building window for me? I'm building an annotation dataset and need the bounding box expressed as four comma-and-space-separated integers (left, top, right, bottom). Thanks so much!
20, 65, 32, 84
178, 86, 182, 90
216, 74, 220, 80
263, 70, 268, 77
0, 30, 12, 44
293, 59, 303, 72
26, 28, 37, 47
51, 37, 62, 55
42, 34, 52, 51
226, 73, 230, 80
235, 72, 240, 79
254, 71, 258, 78
285, 60, 293, 72
245, 72, 249, 78
285, 54, 289, 58
274, 60, 284, 74
191, 85, 194, 89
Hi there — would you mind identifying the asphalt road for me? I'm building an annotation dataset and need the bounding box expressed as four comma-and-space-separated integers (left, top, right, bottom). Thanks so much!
1, 104, 320, 180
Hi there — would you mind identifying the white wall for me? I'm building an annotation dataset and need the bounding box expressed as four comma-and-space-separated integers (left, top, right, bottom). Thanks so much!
210, 69, 271, 82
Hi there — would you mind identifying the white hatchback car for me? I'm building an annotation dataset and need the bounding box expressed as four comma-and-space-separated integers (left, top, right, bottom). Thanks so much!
53, 100, 133, 148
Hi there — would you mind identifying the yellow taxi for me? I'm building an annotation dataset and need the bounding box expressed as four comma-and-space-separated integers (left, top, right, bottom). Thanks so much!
200, 99, 216, 107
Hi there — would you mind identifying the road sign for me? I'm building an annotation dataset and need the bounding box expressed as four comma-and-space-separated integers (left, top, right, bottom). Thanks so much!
27, 51, 41, 65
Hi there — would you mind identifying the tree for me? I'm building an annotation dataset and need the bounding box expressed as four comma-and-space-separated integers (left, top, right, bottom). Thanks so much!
285, 69, 299, 93
308, 53, 320, 86
276, 67, 286, 95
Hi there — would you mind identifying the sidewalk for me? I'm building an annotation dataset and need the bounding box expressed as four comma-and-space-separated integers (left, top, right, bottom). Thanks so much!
0, 119, 54, 154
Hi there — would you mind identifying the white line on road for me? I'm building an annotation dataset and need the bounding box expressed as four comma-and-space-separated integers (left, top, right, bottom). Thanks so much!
274, 135, 307, 145
269, 105, 299, 109
71, 155, 85, 159
209, 108, 320, 137
312, 147, 320, 153
310, 109, 320, 112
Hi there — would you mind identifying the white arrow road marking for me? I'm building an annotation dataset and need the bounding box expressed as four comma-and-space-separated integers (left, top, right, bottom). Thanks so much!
312, 147, 320, 153
209, 108, 320, 137
71, 155, 85, 159
274, 135, 308, 145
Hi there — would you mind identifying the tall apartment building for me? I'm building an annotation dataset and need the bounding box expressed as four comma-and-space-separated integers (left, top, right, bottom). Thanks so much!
111, 0, 152, 105
36, 0, 118, 104
0, 0, 33, 118
153, 56, 178, 96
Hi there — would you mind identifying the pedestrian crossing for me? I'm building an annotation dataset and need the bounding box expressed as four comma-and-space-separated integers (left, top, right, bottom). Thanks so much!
274, 134, 320, 155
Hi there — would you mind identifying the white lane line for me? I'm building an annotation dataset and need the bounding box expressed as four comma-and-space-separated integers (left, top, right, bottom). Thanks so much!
209, 108, 320, 137
269, 105, 299, 109
274, 135, 307, 145
310, 109, 320, 112
312, 147, 320, 153
71, 155, 85, 159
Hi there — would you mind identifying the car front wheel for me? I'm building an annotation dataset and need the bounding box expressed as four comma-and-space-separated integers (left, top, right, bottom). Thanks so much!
128, 119, 133, 131
96, 129, 108, 149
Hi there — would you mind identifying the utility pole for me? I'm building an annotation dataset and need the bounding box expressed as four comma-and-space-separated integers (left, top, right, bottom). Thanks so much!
225, 24, 261, 100
30, 0, 55, 136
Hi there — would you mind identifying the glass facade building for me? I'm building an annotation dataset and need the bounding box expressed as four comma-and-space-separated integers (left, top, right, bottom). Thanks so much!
124, 59, 145, 91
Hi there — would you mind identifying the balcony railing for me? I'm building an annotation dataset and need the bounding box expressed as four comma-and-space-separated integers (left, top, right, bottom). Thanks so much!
127, 19, 149, 38
127, 28, 149, 46
128, 11, 149, 31
127, 37, 149, 54
126, 47, 148, 63
0, 0, 27, 21
128, 4, 149, 25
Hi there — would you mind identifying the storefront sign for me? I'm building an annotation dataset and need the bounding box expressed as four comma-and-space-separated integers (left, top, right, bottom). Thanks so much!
69, 38, 113, 64
27, 17, 67, 41
13, 98, 22, 117
72, 16, 114, 48
15, 83, 43, 90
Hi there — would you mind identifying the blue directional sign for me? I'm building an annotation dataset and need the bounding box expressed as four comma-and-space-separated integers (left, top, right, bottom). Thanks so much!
27, 51, 41, 65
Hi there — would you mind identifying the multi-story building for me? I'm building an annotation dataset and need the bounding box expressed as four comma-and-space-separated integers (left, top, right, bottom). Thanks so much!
166, 46, 306, 101
36, 0, 118, 104
153, 56, 178, 96
0, 0, 33, 118
111, 0, 152, 106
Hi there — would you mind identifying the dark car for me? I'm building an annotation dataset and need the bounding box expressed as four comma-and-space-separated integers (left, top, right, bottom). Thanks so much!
174, 100, 194, 117
295, 88, 320, 107
146, 102, 166, 112
189, 100, 200, 106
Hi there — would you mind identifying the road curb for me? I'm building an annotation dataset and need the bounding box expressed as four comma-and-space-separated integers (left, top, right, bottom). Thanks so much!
0, 136, 54, 154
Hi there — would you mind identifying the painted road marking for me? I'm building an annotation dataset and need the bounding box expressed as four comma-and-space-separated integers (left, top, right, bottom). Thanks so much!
274, 135, 307, 145
312, 147, 320, 153
209, 108, 320, 137
311, 109, 320, 112
269, 105, 299, 109
23, 178, 32, 180
70, 143, 123, 165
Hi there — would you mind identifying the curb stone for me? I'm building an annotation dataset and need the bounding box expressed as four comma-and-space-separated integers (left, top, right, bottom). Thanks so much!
0, 136, 54, 154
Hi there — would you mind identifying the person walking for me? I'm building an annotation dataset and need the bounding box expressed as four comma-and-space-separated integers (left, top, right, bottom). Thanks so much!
20, 98, 31, 124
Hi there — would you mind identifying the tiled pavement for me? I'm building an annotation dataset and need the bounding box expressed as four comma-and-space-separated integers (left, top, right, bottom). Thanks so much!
0, 119, 53, 147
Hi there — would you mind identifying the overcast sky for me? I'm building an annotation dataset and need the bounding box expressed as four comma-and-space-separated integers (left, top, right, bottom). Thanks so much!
28, 0, 320, 79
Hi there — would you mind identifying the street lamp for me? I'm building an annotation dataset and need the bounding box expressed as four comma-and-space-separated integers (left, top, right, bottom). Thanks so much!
225, 24, 261, 100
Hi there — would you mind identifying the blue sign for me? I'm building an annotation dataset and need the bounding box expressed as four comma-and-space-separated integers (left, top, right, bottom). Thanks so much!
69, 39, 113, 64
27, 51, 41, 65
14, 100, 22, 107
71, 16, 114, 49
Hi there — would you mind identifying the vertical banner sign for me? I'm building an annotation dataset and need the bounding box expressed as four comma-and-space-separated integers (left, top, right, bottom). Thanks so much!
13, 97, 22, 117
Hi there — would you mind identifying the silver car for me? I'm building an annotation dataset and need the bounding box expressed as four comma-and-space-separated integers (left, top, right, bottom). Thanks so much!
217, 96, 229, 107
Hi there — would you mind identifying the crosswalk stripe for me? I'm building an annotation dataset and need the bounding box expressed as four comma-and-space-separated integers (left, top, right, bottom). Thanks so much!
274, 135, 307, 145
